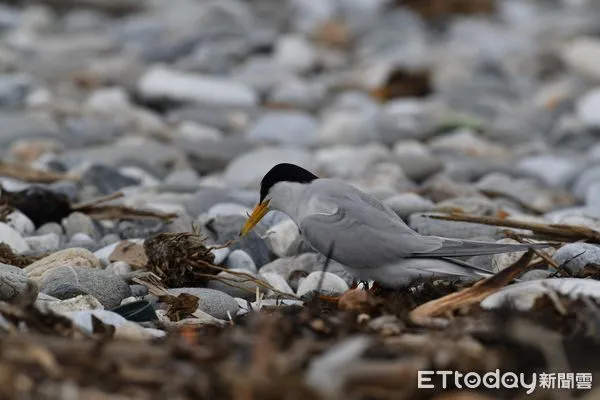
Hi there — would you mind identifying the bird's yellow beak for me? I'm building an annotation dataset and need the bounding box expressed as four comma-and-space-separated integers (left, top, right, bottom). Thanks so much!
240, 200, 270, 236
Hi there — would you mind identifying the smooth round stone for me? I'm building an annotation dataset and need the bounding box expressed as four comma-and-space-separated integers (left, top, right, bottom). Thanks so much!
62, 212, 98, 240
517, 155, 580, 188
246, 110, 318, 146
36, 222, 63, 236
175, 121, 223, 142
553, 243, 600, 275
260, 253, 354, 287
25, 233, 60, 253
207, 202, 249, 218
576, 88, 600, 128
274, 34, 317, 74
376, 99, 433, 143
206, 269, 264, 300
561, 37, 600, 81
211, 247, 230, 265
585, 182, 600, 210
314, 143, 390, 179
85, 87, 131, 115
383, 193, 435, 220
296, 271, 349, 297
0, 263, 37, 304
268, 78, 325, 110
106, 261, 132, 277
259, 272, 294, 298
264, 219, 311, 258
224, 147, 313, 189
40, 266, 131, 309
130, 284, 148, 297
6, 210, 34, 236
163, 168, 201, 188
67, 232, 97, 251
137, 66, 258, 107
316, 110, 378, 145
519, 269, 553, 281
225, 250, 257, 274
0, 222, 29, 253
289, 0, 335, 35
167, 287, 239, 319
572, 165, 600, 200
393, 140, 443, 182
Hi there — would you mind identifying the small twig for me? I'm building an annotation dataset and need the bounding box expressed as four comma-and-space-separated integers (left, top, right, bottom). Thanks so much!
0, 161, 79, 183
72, 192, 124, 210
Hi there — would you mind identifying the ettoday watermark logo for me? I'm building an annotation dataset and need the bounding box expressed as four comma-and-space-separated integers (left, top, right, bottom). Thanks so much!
417, 370, 593, 394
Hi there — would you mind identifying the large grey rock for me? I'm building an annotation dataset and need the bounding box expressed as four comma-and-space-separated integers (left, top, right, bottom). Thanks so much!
392, 140, 443, 182
40, 266, 131, 309
553, 243, 600, 275
0, 263, 37, 304
167, 287, 239, 319
137, 66, 257, 107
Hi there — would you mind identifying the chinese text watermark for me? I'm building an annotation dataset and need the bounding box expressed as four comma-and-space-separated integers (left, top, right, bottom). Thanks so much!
418, 370, 593, 394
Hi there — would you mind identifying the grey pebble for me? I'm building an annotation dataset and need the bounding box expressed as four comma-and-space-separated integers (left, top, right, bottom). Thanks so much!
40, 266, 132, 309
553, 243, 600, 275
225, 249, 257, 274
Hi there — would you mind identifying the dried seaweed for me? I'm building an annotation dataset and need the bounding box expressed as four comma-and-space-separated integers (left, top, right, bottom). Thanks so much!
144, 232, 218, 287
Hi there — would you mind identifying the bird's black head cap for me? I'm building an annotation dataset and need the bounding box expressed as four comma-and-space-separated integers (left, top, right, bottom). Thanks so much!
260, 163, 318, 201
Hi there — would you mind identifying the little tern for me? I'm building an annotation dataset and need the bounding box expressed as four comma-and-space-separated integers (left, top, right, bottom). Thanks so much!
240, 163, 547, 287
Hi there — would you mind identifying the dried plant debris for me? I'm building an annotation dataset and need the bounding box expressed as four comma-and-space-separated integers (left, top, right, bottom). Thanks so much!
144, 232, 218, 287
0, 291, 598, 399
161, 293, 200, 321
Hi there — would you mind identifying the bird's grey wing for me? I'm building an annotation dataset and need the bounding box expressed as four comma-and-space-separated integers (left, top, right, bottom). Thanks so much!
298, 194, 444, 267
410, 237, 549, 258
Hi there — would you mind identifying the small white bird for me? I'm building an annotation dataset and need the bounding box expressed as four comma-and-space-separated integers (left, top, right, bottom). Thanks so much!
241, 163, 546, 287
